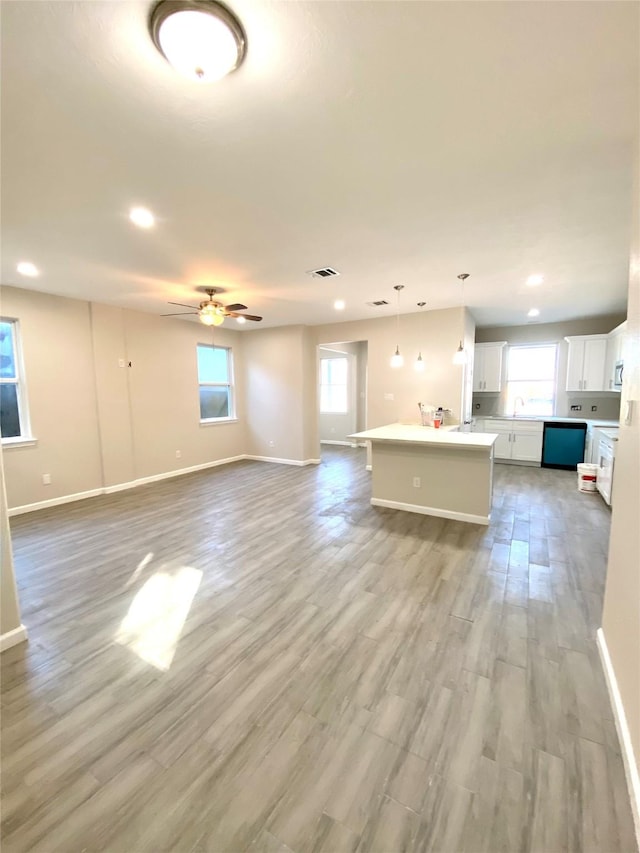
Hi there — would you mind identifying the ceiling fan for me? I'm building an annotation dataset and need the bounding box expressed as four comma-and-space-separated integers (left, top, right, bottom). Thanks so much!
162, 288, 262, 326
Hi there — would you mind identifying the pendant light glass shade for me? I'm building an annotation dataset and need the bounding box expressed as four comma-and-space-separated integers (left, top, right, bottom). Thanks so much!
453, 341, 466, 365
391, 346, 404, 368
415, 352, 425, 371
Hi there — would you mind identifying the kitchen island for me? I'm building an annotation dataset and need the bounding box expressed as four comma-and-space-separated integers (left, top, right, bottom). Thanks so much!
349, 423, 499, 525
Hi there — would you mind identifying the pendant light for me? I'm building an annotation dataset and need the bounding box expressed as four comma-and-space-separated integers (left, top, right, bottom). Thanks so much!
415, 301, 426, 371
453, 273, 469, 365
390, 285, 404, 368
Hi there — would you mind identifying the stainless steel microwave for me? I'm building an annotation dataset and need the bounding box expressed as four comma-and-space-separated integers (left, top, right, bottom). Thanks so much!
614, 361, 624, 388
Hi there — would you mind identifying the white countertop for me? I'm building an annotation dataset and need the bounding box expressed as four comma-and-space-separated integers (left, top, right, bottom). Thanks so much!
349, 423, 498, 450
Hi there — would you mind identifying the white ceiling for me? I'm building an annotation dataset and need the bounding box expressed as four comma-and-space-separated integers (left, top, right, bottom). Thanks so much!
1, 1, 638, 329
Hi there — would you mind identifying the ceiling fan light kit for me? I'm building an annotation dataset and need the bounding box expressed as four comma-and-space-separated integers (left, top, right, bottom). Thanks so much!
162, 288, 261, 326
149, 0, 246, 82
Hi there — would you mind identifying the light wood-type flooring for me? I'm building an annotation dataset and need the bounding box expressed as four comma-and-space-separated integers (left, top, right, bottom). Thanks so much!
1, 447, 637, 852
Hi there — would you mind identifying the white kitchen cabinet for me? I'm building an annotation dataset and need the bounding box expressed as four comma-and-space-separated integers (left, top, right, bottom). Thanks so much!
483, 418, 543, 464
473, 342, 507, 392
603, 321, 627, 392
565, 335, 607, 392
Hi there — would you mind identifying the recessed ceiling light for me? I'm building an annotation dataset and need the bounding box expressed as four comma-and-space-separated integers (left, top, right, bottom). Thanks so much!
129, 207, 155, 228
149, 0, 246, 82
16, 261, 39, 277
528, 308, 540, 317
526, 274, 544, 286
334, 299, 345, 311
235, 315, 246, 324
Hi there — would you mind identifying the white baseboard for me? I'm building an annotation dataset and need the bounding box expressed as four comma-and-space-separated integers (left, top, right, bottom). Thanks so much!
596, 628, 640, 846
110, 455, 247, 491
0, 624, 28, 652
371, 497, 489, 526
320, 440, 352, 446
8, 489, 104, 517
7, 453, 322, 516
244, 455, 320, 467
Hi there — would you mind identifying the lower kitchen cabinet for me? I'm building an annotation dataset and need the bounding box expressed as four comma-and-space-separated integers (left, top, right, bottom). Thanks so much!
483, 419, 543, 464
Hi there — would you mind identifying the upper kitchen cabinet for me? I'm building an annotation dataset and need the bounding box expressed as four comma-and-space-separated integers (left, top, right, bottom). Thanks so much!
565, 335, 607, 392
604, 321, 627, 392
473, 342, 507, 392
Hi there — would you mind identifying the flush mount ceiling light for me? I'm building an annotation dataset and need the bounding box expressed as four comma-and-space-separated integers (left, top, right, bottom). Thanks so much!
453, 274, 469, 365
528, 308, 540, 318
390, 285, 404, 368
334, 299, 346, 311
130, 207, 155, 228
526, 274, 544, 286
16, 261, 39, 277
149, 0, 246, 82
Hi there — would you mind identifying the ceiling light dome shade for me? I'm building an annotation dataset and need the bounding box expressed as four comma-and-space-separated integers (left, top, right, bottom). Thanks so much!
150, 0, 246, 82
199, 304, 225, 325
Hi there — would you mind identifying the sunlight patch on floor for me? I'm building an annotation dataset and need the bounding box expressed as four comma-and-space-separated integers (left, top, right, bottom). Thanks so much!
115, 566, 202, 670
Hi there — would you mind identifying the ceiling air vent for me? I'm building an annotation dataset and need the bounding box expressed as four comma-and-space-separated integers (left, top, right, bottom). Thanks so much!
367, 300, 389, 307
307, 267, 340, 278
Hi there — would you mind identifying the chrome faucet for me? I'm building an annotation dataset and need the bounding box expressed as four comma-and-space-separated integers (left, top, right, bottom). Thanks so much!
513, 396, 525, 417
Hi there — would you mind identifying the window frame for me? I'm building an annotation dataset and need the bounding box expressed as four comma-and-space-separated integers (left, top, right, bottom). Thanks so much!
196, 343, 236, 425
505, 342, 558, 417
319, 355, 349, 415
0, 317, 33, 445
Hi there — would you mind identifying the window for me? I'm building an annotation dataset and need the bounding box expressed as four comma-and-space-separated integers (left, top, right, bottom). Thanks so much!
506, 344, 557, 417
0, 319, 30, 441
320, 356, 348, 413
197, 344, 234, 421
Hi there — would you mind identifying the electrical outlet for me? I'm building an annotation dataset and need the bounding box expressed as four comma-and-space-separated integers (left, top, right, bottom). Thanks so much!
268, 440, 275, 447
118, 358, 125, 368
42, 473, 51, 485
175, 450, 181, 458
591, 405, 597, 412
384, 393, 394, 401
413, 477, 421, 488
570, 405, 582, 411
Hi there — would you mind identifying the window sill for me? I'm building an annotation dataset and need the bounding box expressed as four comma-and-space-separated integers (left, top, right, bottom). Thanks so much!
200, 418, 239, 427
1, 436, 38, 448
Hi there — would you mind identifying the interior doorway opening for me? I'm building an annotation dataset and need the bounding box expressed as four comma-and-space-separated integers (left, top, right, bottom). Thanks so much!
317, 341, 368, 455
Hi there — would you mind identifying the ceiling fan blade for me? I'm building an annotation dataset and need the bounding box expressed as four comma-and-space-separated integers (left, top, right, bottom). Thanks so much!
241, 314, 263, 322
161, 312, 199, 317
168, 301, 199, 309
224, 303, 248, 312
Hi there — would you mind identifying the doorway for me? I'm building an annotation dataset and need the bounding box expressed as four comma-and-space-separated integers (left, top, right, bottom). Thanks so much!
318, 341, 368, 453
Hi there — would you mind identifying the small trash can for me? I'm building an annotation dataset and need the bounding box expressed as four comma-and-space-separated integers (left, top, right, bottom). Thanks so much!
577, 463, 598, 492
